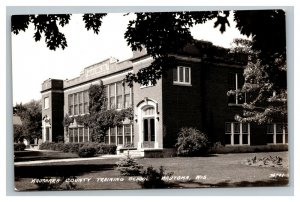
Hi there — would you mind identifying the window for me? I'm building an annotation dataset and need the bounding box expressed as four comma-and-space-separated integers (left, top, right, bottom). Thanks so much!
173, 66, 191, 85
104, 125, 133, 146
116, 82, 123, 109
109, 84, 116, 109
107, 82, 132, 109
124, 84, 131, 108
68, 91, 89, 116
225, 122, 250, 145
267, 123, 288, 144
124, 125, 131, 145
228, 73, 246, 105
117, 126, 123, 145
84, 91, 89, 114
44, 97, 49, 109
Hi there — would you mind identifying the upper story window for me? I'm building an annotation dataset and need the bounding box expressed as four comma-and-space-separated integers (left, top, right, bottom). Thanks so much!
228, 72, 246, 105
173, 66, 191, 85
107, 82, 132, 110
68, 91, 89, 116
44, 97, 49, 109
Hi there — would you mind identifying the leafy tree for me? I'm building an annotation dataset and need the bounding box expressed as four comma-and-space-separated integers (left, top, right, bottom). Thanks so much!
12, 10, 287, 123
229, 39, 287, 124
13, 100, 42, 143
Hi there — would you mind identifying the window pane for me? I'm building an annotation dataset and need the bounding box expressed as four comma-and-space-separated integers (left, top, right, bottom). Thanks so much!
277, 124, 283, 134
225, 123, 231, 133
110, 127, 116, 144
79, 128, 83, 142
234, 123, 240, 133
225, 134, 231, 145
74, 128, 78, 143
110, 97, 115, 109
267, 124, 274, 134
79, 104, 83, 114
84, 127, 89, 142
68, 94, 73, 105
124, 94, 130, 108
185, 67, 190, 83
116, 82, 123, 96
234, 134, 239, 145
144, 119, 148, 141
173, 68, 178, 82
124, 84, 130, 94
276, 133, 283, 143
238, 73, 244, 89
242, 124, 248, 133
267, 134, 273, 144
242, 134, 248, 144
109, 84, 115, 97
46, 127, 50, 141
117, 96, 122, 109
179, 67, 184, 82
69, 128, 73, 143
150, 118, 155, 141
44, 97, 49, 109
84, 103, 89, 114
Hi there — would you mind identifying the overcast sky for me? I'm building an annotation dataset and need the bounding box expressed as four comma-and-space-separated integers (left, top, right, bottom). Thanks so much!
11, 12, 249, 105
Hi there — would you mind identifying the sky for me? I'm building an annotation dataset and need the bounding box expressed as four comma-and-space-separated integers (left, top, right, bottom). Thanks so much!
11, 12, 249, 105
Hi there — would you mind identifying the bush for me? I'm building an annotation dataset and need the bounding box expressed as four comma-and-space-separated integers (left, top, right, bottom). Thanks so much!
97, 144, 117, 154
78, 146, 97, 158
139, 166, 173, 188
116, 152, 143, 176
175, 127, 209, 156
39, 141, 117, 154
14, 143, 26, 151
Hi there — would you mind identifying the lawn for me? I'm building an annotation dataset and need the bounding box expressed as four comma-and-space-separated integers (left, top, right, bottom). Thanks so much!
14, 151, 289, 191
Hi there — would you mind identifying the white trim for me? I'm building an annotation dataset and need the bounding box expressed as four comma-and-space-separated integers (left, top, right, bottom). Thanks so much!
132, 56, 153, 65
136, 98, 159, 149
173, 66, 191, 85
169, 54, 202, 62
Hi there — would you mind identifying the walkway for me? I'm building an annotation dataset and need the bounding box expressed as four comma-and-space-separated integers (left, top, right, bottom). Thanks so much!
14, 154, 122, 166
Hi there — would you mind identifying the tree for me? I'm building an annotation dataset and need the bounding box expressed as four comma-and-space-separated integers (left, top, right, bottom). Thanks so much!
11, 10, 286, 85
229, 38, 287, 124
13, 100, 42, 143
12, 10, 287, 123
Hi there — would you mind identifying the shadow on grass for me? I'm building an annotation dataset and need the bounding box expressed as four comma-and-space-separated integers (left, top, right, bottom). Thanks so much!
14, 151, 79, 162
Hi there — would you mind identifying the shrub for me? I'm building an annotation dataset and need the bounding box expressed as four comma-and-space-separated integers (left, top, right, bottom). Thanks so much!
97, 144, 117, 154
139, 166, 173, 188
14, 143, 26, 151
53, 142, 64, 151
116, 152, 143, 176
175, 127, 209, 156
78, 146, 97, 158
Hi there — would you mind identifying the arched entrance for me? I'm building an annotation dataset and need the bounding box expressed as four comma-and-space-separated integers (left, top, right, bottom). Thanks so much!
136, 98, 160, 149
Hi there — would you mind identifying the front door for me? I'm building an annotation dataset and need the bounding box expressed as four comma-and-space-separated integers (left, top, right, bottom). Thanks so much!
143, 117, 155, 148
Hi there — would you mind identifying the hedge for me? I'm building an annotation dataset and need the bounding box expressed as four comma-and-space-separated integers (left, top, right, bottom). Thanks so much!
14, 143, 26, 151
39, 142, 117, 155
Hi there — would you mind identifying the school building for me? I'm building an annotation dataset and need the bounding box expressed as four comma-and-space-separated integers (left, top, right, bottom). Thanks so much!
41, 40, 288, 156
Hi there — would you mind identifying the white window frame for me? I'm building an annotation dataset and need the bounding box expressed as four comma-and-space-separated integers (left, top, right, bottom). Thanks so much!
44, 97, 49, 109
173, 66, 191, 86
228, 73, 246, 106
225, 122, 250, 146
267, 123, 288, 145
140, 81, 153, 89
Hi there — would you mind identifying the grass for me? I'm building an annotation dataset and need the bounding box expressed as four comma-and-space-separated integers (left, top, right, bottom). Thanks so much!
14, 151, 289, 191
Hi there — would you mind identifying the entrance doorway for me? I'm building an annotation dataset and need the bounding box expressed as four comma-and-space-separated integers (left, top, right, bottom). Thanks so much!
142, 107, 155, 148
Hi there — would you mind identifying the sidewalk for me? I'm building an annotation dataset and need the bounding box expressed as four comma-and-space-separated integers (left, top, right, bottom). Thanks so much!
14, 154, 122, 166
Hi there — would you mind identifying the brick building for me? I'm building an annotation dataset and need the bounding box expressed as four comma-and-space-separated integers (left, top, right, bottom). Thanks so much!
41, 41, 288, 156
